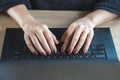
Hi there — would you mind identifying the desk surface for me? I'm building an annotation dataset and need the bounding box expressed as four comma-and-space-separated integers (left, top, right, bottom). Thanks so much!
0, 10, 120, 61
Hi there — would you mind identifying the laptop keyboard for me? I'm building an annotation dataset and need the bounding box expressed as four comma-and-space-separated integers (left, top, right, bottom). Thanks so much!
12, 43, 107, 60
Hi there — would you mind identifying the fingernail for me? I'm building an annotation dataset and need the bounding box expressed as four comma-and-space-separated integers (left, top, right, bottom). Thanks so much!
35, 53, 38, 56
74, 49, 78, 54
56, 40, 59, 44
34, 52, 37, 54
33, 51, 38, 55
52, 49, 56, 53
61, 46, 65, 52
42, 52, 46, 56
83, 49, 87, 54
54, 48, 57, 53
48, 50, 51, 55
85, 51, 87, 54
68, 49, 72, 54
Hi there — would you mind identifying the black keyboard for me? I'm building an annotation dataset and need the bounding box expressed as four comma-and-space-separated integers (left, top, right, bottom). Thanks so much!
12, 43, 107, 60
2, 28, 118, 62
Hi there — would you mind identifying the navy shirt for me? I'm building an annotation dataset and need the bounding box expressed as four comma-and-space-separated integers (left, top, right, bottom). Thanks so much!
0, 0, 120, 15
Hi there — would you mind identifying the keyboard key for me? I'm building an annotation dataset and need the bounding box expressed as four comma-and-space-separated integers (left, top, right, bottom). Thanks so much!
92, 49, 105, 54
86, 50, 92, 54
77, 55, 82, 59
89, 54, 96, 58
66, 56, 70, 59
73, 56, 77, 59
53, 56, 57, 59
14, 46, 20, 49
47, 56, 51, 59
96, 44, 104, 50
22, 46, 28, 51
95, 54, 106, 58
82, 54, 89, 59
69, 54, 77, 59
91, 45, 96, 50
14, 55, 18, 59
14, 51, 19, 55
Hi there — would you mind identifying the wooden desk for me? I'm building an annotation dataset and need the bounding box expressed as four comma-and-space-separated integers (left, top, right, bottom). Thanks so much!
0, 10, 120, 61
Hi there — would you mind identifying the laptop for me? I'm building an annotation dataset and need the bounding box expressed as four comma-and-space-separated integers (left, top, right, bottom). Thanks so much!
1, 28, 118, 63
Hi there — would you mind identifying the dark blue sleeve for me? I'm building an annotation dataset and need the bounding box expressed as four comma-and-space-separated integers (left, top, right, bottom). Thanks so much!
0, 0, 31, 12
94, 0, 120, 16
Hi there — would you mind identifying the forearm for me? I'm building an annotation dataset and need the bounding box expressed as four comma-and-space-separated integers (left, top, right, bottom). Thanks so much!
7, 4, 58, 54
7, 4, 35, 27
84, 9, 118, 27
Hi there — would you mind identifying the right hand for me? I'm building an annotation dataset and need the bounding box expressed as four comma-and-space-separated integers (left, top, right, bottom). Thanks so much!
22, 20, 59, 55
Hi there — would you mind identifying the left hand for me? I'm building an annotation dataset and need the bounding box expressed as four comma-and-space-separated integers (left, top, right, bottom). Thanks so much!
60, 17, 94, 54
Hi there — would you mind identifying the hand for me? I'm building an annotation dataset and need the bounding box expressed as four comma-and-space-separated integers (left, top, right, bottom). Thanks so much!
22, 20, 59, 55
60, 17, 94, 54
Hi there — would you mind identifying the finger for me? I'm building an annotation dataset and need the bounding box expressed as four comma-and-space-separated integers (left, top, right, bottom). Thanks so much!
60, 31, 67, 43
68, 26, 83, 54
74, 29, 88, 54
60, 26, 75, 42
50, 31, 59, 44
61, 36, 71, 52
83, 31, 94, 53
60, 24, 76, 52
24, 34, 38, 55
29, 34, 46, 56
35, 31, 51, 55
44, 30, 57, 53
60, 31, 70, 52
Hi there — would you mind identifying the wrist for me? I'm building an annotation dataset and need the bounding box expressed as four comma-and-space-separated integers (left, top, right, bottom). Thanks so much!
7, 4, 36, 28
20, 17, 38, 32
86, 17, 95, 28
19, 15, 36, 27
84, 9, 118, 27
79, 17, 95, 28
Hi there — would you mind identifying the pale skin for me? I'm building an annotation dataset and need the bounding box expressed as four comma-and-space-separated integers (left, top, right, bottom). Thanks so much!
7, 4, 117, 55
